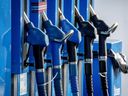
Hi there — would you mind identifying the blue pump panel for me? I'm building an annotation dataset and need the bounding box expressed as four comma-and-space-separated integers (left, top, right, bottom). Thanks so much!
78, 0, 89, 21
47, 0, 59, 25
63, 0, 75, 24
11, 0, 29, 74
92, 39, 122, 96
29, 0, 42, 28
0, 0, 11, 95
11, 0, 30, 95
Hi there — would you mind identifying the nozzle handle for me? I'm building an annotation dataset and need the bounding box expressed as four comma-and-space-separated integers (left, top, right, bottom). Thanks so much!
54, 30, 74, 42
107, 22, 118, 34
89, 5, 96, 16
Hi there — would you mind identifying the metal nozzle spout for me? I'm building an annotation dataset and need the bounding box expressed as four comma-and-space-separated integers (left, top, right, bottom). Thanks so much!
89, 5, 96, 16
74, 6, 85, 21
42, 11, 48, 21
58, 8, 65, 20
74, 6, 80, 16
24, 12, 30, 24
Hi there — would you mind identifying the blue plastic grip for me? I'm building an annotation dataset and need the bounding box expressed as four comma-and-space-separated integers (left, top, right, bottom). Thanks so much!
27, 22, 49, 47
50, 43, 63, 96
69, 64, 79, 96
53, 68, 63, 96
60, 19, 81, 44
51, 42, 62, 66
43, 20, 64, 96
69, 64, 77, 76
43, 20, 65, 41
36, 71, 47, 96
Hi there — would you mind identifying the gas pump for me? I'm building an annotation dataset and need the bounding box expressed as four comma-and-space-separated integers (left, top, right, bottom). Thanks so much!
3, 0, 128, 95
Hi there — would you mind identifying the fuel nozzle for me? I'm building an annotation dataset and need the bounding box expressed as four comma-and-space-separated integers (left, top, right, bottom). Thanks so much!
58, 8, 81, 96
24, 12, 49, 96
79, 22, 96, 39
109, 50, 128, 73
74, 7, 96, 39
42, 11, 73, 43
89, 5, 118, 37
74, 6, 85, 23
58, 8, 81, 44
42, 10, 75, 96
24, 12, 49, 46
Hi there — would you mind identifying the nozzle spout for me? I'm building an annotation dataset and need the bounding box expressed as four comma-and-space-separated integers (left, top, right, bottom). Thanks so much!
89, 5, 96, 16
24, 12, 30, 24
42, 11, 49, 21
58, 8, 65, 20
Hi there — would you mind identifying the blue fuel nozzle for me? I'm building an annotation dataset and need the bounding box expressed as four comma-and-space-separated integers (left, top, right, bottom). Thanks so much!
42, 12, 74, 96
24, 12, 48, 96
26, 22, 49, 47
43, 20, 65, 42
43, 20, 73, 43
24, 12, 49, 47
58, 10, 81, 44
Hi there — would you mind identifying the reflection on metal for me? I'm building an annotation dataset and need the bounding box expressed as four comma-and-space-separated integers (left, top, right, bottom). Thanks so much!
78, 60, 82, 96
13, 74, 18, 96
30, 71, 35, 96
47, 67, 52, 96
63, 63, 69, 96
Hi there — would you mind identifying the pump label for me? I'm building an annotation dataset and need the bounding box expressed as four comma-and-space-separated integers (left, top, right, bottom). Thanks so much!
31, 2, 47, 13
114, 86, 120, 96
20, 73, 27, 95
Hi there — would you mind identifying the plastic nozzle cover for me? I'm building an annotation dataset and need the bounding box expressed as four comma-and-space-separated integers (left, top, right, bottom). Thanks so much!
90, 15, 118, 36
27, 22, 49, 47
90, 15, 109, 33
109, 50, 128, 73
60, 19, 82, 44
78, 21, 96, 39
43, 20, 65, 42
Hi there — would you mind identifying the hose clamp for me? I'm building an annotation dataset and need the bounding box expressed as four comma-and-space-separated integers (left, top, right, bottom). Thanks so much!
53, 65, 61, 69
99, 56, 107, 61
36, 68, 45, 72
84, 58, 93, 64
69, 61, 77, 65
